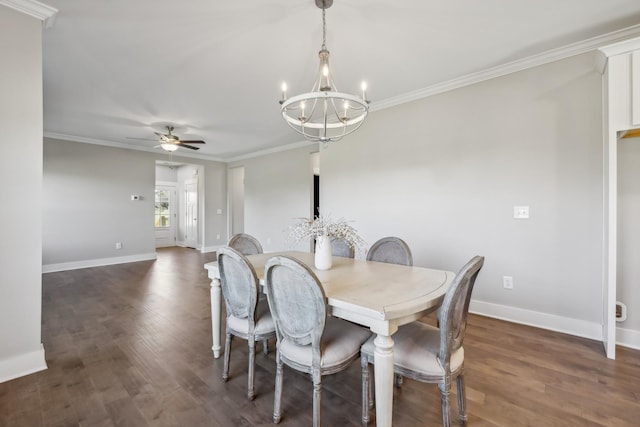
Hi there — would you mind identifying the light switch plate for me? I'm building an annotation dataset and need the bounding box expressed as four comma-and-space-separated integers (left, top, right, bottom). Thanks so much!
513, 206, 529, 219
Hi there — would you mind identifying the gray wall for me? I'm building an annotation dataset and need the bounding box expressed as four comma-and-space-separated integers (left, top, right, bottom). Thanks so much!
0, 6, 46, 380
236, 52, 613, 341
230, 145, 317, 252
43, 138, 228, 269
156, 164, 178, 182
43, 139, 156, 264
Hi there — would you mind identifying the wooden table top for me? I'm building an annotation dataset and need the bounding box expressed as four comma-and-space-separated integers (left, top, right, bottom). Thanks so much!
205, 250, 454, 323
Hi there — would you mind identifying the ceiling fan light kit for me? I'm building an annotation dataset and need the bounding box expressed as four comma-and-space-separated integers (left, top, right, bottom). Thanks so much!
279, 0, 369, 143
153, 125, 206, 151
160, 142, 179, 152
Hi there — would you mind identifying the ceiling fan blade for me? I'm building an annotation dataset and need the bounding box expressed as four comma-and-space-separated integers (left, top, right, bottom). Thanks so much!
180, 140, 205, 144
179, 144, 200, 150
154, 132, 164, 137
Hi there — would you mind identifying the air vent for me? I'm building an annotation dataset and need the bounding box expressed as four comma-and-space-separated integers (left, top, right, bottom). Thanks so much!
616, 302, 627, 322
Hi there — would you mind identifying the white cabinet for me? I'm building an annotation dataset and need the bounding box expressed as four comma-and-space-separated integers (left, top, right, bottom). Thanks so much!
632, 51, 640, 125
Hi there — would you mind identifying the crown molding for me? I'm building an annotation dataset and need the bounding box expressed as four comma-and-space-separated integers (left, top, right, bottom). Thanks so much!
372, 24, 640, 112
41, 22, 640, 162
44, 132, 227, 163
226, 139, 317, 163
44, 131, 315, 164
598, 35, 640, 58
0, 0, 58, 27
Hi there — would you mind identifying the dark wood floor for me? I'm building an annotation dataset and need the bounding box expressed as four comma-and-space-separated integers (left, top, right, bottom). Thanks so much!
1, 247, 639, 426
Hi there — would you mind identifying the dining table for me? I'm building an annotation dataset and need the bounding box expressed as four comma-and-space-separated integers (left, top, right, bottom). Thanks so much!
204, 251, 455, 427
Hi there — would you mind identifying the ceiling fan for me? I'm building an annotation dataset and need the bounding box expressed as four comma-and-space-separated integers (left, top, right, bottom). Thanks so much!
154, 126, 206, 151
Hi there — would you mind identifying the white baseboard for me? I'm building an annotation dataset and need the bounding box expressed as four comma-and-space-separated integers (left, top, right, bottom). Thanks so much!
0, 344, 47, 383
201, 245, 224, 253
616, 326, 640, 350
42, 252, 157, 273
471, 300, 640, 350
470, 300, 603, 341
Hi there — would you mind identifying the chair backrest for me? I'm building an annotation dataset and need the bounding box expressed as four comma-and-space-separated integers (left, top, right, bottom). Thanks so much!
264, 255, 327, 367
228, 233, 263, 255
331, 237, 355, 258
217, 246, 260, 324
437, 255, 484, 367
366, 237, 413, 266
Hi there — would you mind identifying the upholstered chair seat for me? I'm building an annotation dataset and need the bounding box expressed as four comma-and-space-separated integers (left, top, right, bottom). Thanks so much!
279, 317, 371, 371
226, 299, 275, 337
361, 322, 464, 380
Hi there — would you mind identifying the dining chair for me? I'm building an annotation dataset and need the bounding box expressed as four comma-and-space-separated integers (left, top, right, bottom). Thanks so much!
330, 237, 355, 258
366, 236, 413, 266
264, 255, 372, 427
217, 246, 276, 400
360, 255, 485, 427
228, 233, 264, 255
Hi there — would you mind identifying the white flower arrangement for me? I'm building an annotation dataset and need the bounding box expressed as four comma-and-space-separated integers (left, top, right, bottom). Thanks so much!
288, 214, 366, 249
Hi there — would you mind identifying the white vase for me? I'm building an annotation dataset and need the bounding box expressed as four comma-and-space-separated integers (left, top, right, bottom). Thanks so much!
314, 235, 333, 270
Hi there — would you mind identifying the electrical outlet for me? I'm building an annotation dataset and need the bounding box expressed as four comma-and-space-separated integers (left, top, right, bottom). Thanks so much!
216, 234, 220, 240
503, 276, 514, 289
115, 242, 122, 250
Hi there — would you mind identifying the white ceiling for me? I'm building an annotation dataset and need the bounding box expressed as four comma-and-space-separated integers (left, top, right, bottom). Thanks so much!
35, 0, 640, 161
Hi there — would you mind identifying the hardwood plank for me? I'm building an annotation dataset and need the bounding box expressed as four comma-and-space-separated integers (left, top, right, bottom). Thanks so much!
0, 247, 638, 426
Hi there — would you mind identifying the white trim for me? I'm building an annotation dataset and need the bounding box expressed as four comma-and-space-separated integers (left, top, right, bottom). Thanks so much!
373, 25, 640, 112
42, 252, 157, 273
201, 244, 224, 253
470, 300, 602, 341
0, 344, 47, 383
598, 36, 640, 58
225, 139, 317, 163
0, 0, 57, 26
43, 25, 640, 165
616, 326, 640, 350
44, 132, 226, 163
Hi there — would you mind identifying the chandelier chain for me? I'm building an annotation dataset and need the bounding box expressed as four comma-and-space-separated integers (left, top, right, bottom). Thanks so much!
321, 6, 327, 50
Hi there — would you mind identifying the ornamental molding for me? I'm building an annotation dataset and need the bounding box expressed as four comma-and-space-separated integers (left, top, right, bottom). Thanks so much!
0, 0, 58, 27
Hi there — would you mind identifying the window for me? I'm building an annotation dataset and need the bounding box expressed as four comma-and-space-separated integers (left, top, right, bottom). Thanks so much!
155, 189, 171, 227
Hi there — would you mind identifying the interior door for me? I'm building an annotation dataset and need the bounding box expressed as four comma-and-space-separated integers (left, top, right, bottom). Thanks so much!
184, 178, 198, 249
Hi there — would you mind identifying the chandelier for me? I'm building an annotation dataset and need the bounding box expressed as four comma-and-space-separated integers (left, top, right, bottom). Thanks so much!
279, 0, 369, 143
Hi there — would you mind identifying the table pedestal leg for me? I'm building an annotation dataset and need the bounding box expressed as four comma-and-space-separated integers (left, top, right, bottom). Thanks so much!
374, 333, 394, 427
210, 277, 222, 358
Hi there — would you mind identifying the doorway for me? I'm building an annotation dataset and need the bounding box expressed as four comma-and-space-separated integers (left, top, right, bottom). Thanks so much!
616, 131, 640, 347
312, 152, 320, 218
155, 161, 204, 250
154, 184, 177, 247
184, 177, 198, 249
